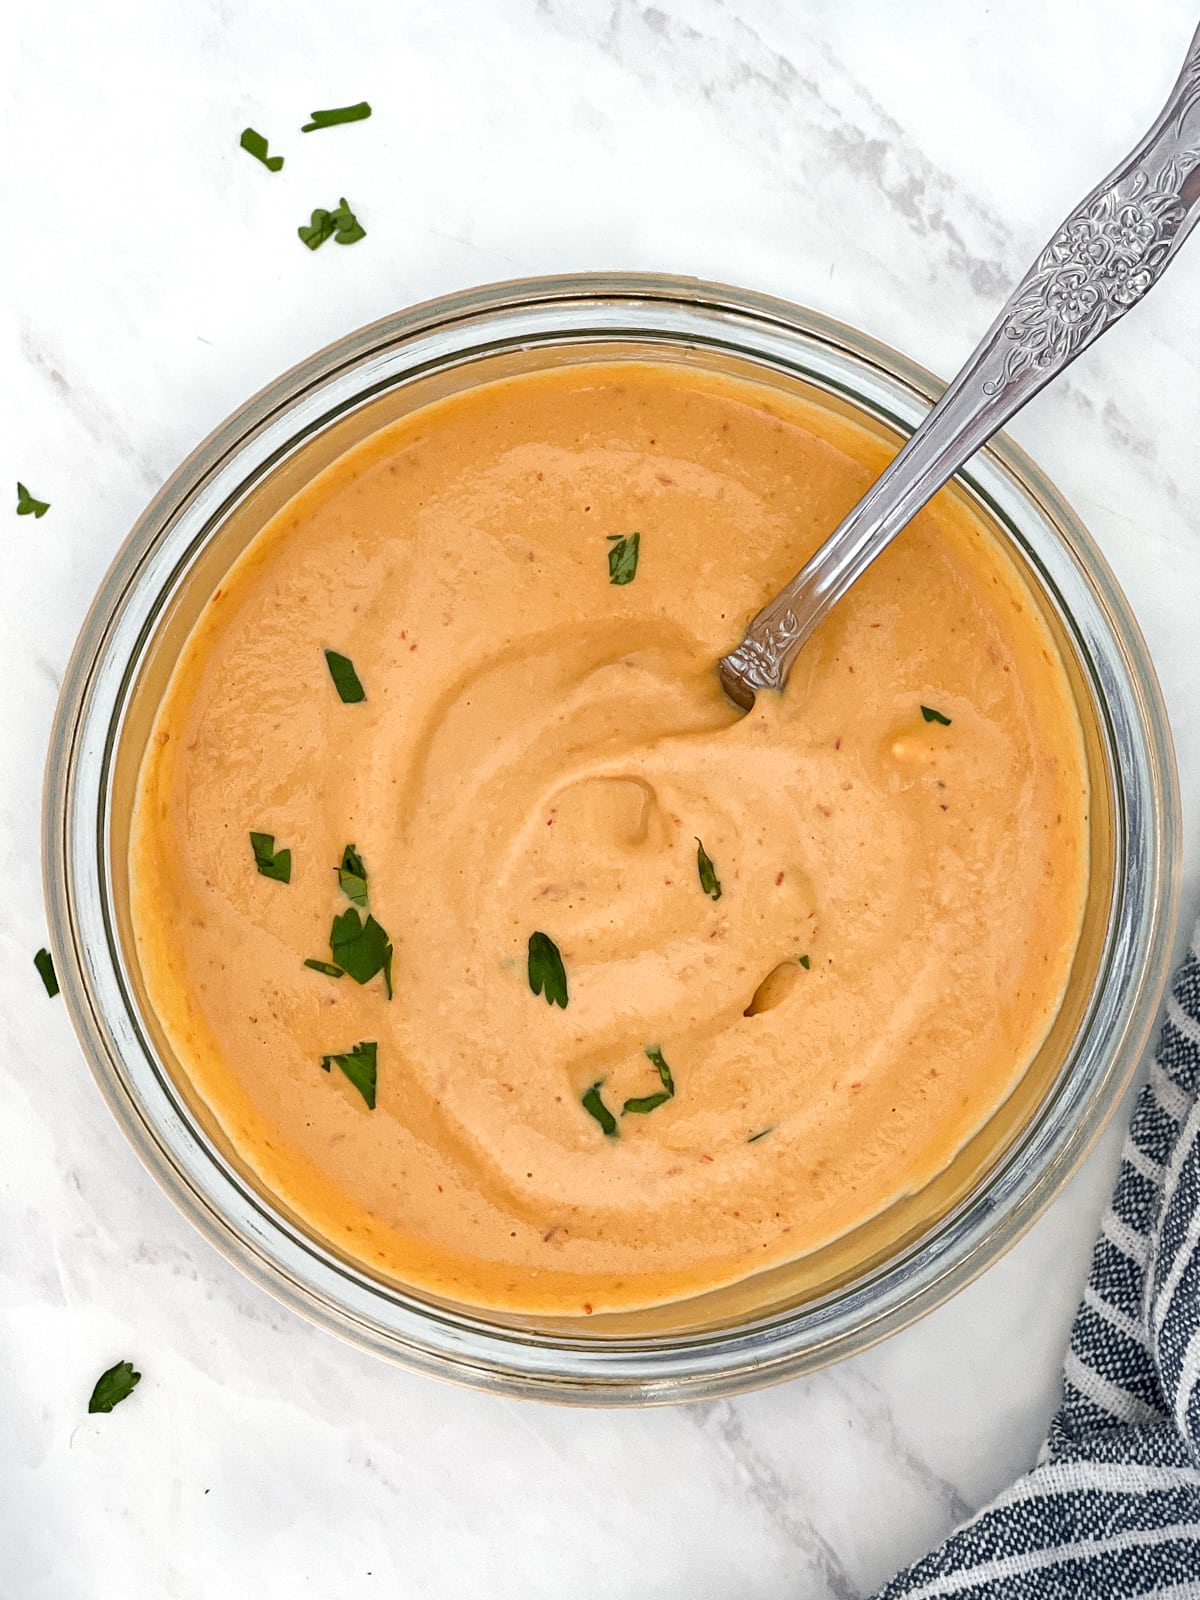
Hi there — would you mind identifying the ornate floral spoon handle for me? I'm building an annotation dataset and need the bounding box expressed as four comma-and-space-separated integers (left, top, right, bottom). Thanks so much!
719, 24, 1200, 710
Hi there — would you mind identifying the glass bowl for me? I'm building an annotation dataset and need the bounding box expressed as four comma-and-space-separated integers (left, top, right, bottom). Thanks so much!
43, 273, 1180, 1403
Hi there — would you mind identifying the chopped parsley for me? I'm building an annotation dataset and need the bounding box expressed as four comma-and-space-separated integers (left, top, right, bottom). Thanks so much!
695, 838, 722, 901
528, 931, 568, 1008
88, 1359, 141, 1414
249, 831, 291, 883
310, 847, 391, 992
644, 1044, 674, 1095
606, 531, 640, 585
320, 1039, 377, 1110
623, 1045, 675, 1115
329, 908, 392, 993
324, 649, 366, 702
34, 947, 59, 998
338, 844, 368, 907
16, 482, 49, 518
798, 953, 811, 970
299, 198, 366, 250
581, 1081, 618, 1137
622, 1091, 672, 1115
239, 127, 283, 171
299, 209, 337, 250
921, 704, 952, 726
301, 101, 372, 132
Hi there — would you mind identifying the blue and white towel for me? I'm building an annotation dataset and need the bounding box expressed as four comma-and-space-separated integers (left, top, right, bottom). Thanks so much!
873, 925, 1200, 1599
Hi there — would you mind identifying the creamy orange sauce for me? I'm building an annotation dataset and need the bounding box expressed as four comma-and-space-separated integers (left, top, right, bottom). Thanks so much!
130, 360, 1089, 1314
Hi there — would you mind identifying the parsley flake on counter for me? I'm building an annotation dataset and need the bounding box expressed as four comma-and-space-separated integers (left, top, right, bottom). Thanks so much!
338, 844, 368, 907
623, 1045, 675, 1115
320, 1038, 377, 1110
329, 200, 366, 245
249, 831, 291, 883
798, 953, 811, 970
304, 958, 345, 978
34, 947, 59, 998
747, 1126, 774, 1144
695, 837, 722, 901
88, 1359, 141, 1414
16, 482, 50, 518
606, 531, 640, 586
921, 704, 952, 726
324, 649, 366, 701
528, 931, 568, 1008
299, 209, 337, 250
582, 1080, 618, 1138
329, 908, 392, 991
299, 198, 366, 250
239, 127, 284, 171
301, 101, 372, 132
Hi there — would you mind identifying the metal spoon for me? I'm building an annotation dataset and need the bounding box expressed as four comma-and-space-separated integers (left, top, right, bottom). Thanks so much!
718, 24, 1200, 712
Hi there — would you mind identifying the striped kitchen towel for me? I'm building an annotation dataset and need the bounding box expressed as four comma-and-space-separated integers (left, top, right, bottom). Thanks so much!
873, 925, 1200, 1599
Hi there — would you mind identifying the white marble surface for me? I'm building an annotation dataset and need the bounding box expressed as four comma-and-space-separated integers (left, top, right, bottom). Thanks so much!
5, 2, 1200, 1595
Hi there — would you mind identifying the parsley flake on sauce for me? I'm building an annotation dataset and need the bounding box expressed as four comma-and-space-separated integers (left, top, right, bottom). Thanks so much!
304, 958, 345, 978
798, 953, 811, 970
338, 844, 368, 907
324, 649, 366, 701
921, 704, 952, 726
695, 838, 722, 901
301, 101, 372, 132
88, 1360, 141, 1414
16, 482, 50, 518
582, 1081, 618, 1137
528, 931, 568, 1008
623, 1045, 676, 1115
34, 947, 59, 998
239, 127, 284, 171
622, 1091, 672, 1115
329, 908, 392, 991
747, 1126, 774, 1144
249, 831, 291, 883
299, 199, 366, 250
320, 1039, 377, 1110
606, 531, 640, 585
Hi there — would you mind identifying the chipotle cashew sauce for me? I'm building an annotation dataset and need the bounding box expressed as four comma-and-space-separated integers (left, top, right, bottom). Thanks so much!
130, 361, 1088, 1314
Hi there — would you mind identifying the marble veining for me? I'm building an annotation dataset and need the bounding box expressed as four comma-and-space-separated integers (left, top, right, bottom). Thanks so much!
696, 1398, 859, 1596
17, 323, 169, 494
541, 0, 1019, 303
5, 0, 1200, 1595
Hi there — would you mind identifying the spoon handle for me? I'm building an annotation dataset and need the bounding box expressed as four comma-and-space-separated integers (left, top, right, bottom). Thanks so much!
720, 24, 1200, 706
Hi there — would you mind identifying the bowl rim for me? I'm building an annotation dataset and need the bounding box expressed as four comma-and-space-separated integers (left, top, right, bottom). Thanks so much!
42, 270, 1182, 1403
